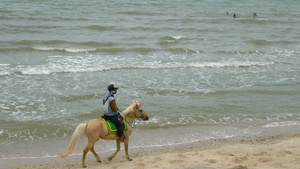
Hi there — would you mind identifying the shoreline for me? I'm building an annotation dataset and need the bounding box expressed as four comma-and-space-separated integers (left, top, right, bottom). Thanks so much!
2, 134, 300, 169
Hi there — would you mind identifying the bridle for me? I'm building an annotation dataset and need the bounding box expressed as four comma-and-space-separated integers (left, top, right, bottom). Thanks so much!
125, 105, 146, 128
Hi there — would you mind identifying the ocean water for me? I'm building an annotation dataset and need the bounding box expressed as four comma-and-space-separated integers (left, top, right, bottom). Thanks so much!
1, 0, 300, 162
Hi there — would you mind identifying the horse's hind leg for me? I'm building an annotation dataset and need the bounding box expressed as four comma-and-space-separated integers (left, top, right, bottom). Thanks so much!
108, 140, 121, 161
82, 139, 98, 167
82, 143, 90, 168
91, 145, 101, 163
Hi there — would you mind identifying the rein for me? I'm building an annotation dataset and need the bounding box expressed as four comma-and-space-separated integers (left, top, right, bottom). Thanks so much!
123, 106, 144, 129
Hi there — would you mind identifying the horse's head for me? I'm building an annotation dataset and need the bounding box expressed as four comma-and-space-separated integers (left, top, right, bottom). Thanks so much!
132, 100, 149, 121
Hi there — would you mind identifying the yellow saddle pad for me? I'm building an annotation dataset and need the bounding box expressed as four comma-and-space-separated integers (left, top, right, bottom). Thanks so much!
102, 119, 127, 134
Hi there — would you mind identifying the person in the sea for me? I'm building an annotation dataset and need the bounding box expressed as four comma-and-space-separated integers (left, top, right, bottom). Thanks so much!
233, 13, 237, 18
103, 84, 125, 141
253, 12, 257, 17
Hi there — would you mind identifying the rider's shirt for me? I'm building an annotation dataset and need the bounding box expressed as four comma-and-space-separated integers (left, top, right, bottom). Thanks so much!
103, 93, 118, 116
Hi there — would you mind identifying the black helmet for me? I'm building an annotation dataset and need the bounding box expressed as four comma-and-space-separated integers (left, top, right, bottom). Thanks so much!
107, 84, 119, 91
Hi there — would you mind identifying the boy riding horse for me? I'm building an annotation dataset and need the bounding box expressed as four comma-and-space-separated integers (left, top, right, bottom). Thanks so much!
103, 84, 125, 142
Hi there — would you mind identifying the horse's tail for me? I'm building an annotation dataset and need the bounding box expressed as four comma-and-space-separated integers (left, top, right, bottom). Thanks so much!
60, 123, 87, 158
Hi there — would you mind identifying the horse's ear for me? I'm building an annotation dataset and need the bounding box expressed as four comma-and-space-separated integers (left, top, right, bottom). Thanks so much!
132, 100, 137, 107
133, 100, 139, 107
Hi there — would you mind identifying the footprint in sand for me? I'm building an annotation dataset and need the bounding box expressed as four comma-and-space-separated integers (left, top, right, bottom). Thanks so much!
178, 153, 187, 158
111, 165, 118, 169
254, 151, 269, 156
205, 159, 217, 164
169, 159, 184, 164
135, 163, 145, 167
232, 156, 248, 163
155, 156, 163, 161
258, 157, 273, 163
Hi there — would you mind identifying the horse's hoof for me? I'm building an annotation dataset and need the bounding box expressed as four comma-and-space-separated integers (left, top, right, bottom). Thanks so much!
97, 160, 102, 163
108, 157, 112, 161
82, 165, 87, 168
129, 158, 133, 161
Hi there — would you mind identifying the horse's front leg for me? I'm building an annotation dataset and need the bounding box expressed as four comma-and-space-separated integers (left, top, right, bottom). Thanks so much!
124, 138, 132, 161
108, 140, 121, 161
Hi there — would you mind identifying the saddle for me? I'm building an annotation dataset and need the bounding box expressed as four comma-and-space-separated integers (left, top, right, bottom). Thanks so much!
101, 118, 127, 134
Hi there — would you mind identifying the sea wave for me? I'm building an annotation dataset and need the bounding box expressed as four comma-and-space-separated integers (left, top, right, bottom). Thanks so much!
161, 35, 185, 41
14, 66, 109, 75
263, 121, 300, 128
0, 64, 11, 76
11, 40, 68, 46
33, 47, 97, 53
118, 10, 158, 16
247, 39, 299, 45
0, 46, 97, 53
85, 25, 119, 31
158, 36, 185, 45
7, 40, 115, 47
188, 61, 273, 68
3, 61, 273, 75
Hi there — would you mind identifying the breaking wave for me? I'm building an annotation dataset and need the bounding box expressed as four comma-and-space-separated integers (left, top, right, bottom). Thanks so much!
1, 61, 273, 75
33, 47, 97, 53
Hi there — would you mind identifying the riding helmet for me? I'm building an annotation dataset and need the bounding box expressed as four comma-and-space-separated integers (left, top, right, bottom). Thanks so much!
107, 84, 119, 91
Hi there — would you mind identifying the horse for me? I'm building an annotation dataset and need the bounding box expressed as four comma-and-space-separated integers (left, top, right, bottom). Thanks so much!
60, 100, 149, 168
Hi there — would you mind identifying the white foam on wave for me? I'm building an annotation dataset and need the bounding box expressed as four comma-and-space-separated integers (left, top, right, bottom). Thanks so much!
171, 36, 184, 40
0, 152, 63, 160
263, 121, 300, 128
20, 67, 52, 75
0, 64, 10, 66
256, 18, 268, 21
19, 66, 109, 75
0, 71, 11, 76
0, 64, 11, 76
189, 61, 274, 68
163, 36, 185, 42
131, 61, 273, 70
33, 47, 96, 53
15, 60, 274, 75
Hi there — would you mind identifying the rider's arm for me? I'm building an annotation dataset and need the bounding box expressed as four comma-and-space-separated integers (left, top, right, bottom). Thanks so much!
110, 100, 119, 112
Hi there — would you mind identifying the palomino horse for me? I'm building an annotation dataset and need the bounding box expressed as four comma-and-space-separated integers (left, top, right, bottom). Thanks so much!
60, 100, 149, 168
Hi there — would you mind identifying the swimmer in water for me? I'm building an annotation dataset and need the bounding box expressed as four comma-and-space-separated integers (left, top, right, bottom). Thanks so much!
233, 14, 237, 18
253, 12, 257, 17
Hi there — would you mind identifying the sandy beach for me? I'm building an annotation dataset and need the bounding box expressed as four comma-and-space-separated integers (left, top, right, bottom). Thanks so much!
3, 135, 300, 169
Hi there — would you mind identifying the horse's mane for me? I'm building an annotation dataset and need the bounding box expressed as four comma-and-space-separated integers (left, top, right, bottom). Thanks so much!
122, 104, 134, 116
121, 100, 139, 118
